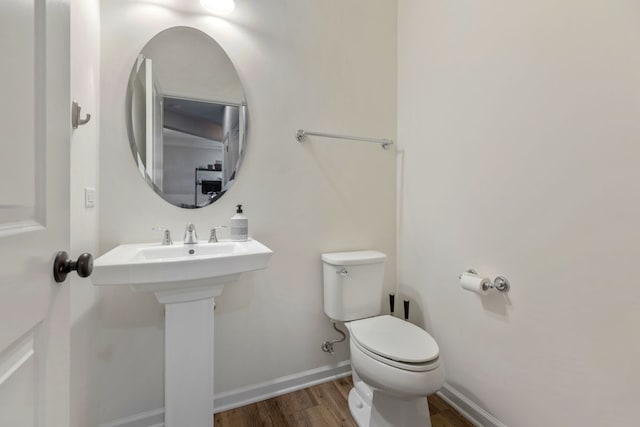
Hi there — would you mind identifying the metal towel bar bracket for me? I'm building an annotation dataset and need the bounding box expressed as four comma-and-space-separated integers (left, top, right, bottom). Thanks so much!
296, 129, 393, 150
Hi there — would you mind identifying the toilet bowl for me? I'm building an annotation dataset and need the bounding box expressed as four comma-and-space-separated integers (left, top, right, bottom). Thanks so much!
346, 316, 445, 427
321, 251, 445, 427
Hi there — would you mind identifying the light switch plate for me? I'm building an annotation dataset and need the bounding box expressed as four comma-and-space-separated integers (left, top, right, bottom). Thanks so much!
85, 187, 96, 208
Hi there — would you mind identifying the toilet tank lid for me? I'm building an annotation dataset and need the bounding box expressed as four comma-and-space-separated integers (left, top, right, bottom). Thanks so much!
322, 250, 387, 266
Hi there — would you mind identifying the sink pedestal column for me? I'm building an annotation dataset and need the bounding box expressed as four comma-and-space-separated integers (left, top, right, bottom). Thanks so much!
165, 298, 215, 427
156, 283, 227, 427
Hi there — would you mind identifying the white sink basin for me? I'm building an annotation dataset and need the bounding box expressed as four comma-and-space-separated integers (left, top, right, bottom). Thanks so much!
133, 241, 246, 260
92, 238, 273, 303
91, 238, 273, 427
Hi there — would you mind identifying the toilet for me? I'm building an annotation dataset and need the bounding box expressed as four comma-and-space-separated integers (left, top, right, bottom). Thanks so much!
322, 250, 445, 427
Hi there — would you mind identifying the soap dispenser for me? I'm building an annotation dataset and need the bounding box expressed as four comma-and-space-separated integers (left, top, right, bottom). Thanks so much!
230, 204, 248, 241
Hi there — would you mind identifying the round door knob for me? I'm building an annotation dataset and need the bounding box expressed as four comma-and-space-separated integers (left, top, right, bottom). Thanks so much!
53, 251, 94, 283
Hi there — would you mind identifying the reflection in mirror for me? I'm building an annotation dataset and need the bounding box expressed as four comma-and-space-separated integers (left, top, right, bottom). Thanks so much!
126, 27, 246, 209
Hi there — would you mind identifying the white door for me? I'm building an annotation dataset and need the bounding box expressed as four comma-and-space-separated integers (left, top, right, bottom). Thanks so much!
0, 0, 71, 426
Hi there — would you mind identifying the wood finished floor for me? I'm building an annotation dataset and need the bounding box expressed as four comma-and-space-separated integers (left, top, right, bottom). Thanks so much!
214, 377, 473, 427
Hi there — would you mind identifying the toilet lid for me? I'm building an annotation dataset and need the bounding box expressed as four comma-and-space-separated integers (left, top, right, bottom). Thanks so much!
349, 315, 439, 364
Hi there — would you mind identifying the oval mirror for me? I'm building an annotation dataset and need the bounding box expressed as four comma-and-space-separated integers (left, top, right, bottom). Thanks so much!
126, 27, 247, 209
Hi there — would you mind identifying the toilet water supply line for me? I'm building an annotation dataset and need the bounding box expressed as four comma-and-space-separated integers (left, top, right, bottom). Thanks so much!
322, 321, 347, 355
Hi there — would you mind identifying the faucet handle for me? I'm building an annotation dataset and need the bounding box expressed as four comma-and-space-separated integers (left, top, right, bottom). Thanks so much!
208, 226, 228, 243
152, 227, 173, 246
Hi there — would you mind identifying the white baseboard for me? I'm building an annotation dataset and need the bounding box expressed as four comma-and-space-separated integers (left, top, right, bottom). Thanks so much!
437, 383, 507, 427
99, 361, 352, 427
214, 360, 352, 412
99, 408, 164, 427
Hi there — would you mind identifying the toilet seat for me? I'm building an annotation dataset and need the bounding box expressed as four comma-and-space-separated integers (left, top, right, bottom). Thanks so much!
349, 315, 440, 372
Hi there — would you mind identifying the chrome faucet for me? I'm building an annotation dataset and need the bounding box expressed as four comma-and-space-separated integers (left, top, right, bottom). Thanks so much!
183, 223, 198, 244
208, 226, 228, 243
152, 227, 173, 245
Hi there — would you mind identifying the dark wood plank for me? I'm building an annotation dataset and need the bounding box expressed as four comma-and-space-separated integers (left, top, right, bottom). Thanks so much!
333, 376, 353, 401
289, 410, 311, 427
274, 388, 316, 416
214, 377, 473, 427
218, 402, 265, 427
303, 405, 342, 426
428, 393, 451, 415
431, 411, 474, 427
306, 382, 356, 427
256, 397, 291, 427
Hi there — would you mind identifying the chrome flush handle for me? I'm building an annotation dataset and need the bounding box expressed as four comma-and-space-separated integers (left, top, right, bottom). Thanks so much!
337, 268, 348, 277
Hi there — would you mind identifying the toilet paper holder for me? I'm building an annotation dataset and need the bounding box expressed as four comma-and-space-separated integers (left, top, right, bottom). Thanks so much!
460, 269, 510, 293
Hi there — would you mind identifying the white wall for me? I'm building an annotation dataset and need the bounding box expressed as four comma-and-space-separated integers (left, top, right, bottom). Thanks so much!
99, 0, 396, 423
70, 0, 100, 427
141, 25, 244, 104
398, 1, 640, 425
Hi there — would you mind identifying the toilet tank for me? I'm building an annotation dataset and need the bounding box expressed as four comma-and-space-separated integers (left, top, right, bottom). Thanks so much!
322, 250, 387, 322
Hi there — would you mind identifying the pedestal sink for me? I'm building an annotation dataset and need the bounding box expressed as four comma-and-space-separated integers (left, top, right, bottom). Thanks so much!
92, 239, 273, 427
